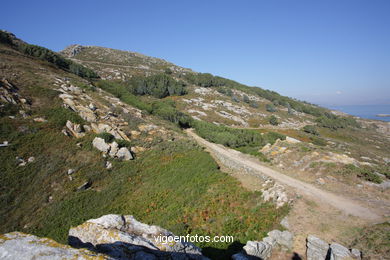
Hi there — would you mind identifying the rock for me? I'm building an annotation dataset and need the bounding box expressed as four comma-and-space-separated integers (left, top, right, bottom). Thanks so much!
27, 157, 35, 163
33, 117, 47, 122
0, 232, 108, 259
108, 141, 119, 157
306, 235, 329, 260
92, 137, 110, 153
68, 214, 206, 259
105, 161, 112, 169
66, 120, 85, 138
267, 230, 293, 250
379, 181, 390, 189
67, 169, 75, 175
351, 248, 361, 259
316, 178, 326, 185
77, 181, 91, 191
243, 240, 272, 259
0, 141, 9, 147
76, 106, 97, 122
286, 136, 301, 143
88, 103, 97, 111
280, 217, 290, 229
116, 147, 133, 160
329, 243, 353, 260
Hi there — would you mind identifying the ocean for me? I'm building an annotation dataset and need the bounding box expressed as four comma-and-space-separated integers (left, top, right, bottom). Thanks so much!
326, 105, 390, 122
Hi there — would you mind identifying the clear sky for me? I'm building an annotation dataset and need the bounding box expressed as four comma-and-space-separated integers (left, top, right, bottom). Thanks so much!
2, 0, 389, 106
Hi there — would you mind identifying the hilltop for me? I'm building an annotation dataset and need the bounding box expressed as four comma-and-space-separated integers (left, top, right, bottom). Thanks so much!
0, 31, 389, 259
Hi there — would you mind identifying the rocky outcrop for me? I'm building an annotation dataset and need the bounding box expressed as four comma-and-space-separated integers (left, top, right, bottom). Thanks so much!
92, 137, 133, 160
65, 120, 85, 138
0, 232, 108, 259
68, 214, 208, 259
232, 230, 293, 260
306, 235, 361, 260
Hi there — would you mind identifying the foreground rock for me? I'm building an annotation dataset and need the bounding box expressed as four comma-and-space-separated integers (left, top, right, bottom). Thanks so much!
92, 137, 133, 160
69, 214, 208, 259
0, 232, 109, 259
232, 229, 293, 260
306, 235, 361, 260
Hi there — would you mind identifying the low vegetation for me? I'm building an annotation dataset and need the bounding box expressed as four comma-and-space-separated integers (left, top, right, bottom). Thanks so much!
0, 30, 99, 79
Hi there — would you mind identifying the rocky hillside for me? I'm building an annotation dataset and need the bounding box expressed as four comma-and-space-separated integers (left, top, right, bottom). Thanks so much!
1, 31, 389, 259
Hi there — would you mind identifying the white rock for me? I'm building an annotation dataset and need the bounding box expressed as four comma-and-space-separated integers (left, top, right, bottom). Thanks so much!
116, 147, 133, 161
0, 232, 108, 259
92, 137, 110, 153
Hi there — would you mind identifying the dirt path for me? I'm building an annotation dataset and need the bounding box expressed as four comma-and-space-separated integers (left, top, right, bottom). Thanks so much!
186, 129, 382, 222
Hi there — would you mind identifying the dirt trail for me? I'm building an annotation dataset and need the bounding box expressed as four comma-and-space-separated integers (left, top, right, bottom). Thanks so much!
186, 129, 382, 222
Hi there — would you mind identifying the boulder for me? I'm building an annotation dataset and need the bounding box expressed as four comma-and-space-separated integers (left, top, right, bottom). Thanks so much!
242, 240, 273, 259
92, 137, 110, 153
66, 120, 85, 138
329, 243, 354, 260
306, 235, 329, 260
267, 230, 293, 250
108, 141, 119, 157
116, 147, 133, 160
68, 214, 207, 259
0, 232, 109, 259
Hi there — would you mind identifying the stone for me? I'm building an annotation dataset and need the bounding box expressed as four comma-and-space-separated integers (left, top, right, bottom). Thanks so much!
27, 157, 35, 163
68, 214, 206, 259
286, 136, 301, 143
0, 232, 109, 259
280, 217, 290, 229
243, 240, 272, 259
330, 243, 353, 260
67, 169, 75, 175
0, 141, 9, 147
116, 147, 133, 160
33, 117, 47, 122
351, 248, 361, 259
267, 230, 293, 250
88, 103, 97, 111
105, 161, 112, 169
77, 181, 91, 191
306, 235, 329, 260
92, 137, 110, 153
76, 106, 97, 122
316, 178, 326, 185
65, 120, 85, 138
108, 141, 119, 157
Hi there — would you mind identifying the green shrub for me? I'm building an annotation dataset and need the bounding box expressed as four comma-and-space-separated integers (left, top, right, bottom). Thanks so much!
268, 115, 279, 125
310, 136, 327, 146
266, 104, 277, 112
128, 74, 187, 98
315, 113, 360, 130
0, 31, 98, 79
303, 125, 319, 135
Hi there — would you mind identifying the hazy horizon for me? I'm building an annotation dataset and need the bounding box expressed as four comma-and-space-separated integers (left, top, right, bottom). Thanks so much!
2, 0, 389, 106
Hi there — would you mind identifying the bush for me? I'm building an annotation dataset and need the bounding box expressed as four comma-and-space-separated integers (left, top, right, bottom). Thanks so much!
268, 115, 279, 125
243, 95, 250, 103
231, 95, 240, 103
0, 30, 99, 79
303, 125, 319, 135
128, 74, 187, 98
250, 102, 259, 108
310, 136, 327, 146
266, 104, 277, 112
315, 113, 360, 130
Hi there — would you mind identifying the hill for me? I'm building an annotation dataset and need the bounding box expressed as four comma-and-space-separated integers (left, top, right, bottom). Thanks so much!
0, 31, 389, 259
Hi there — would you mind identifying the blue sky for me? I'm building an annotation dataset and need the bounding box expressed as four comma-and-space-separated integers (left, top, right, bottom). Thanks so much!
2, 0, 389, 106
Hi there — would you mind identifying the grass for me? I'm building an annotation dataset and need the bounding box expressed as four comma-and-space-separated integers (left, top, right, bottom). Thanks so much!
351, 222, 390, 258
0, 85, 287, 259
